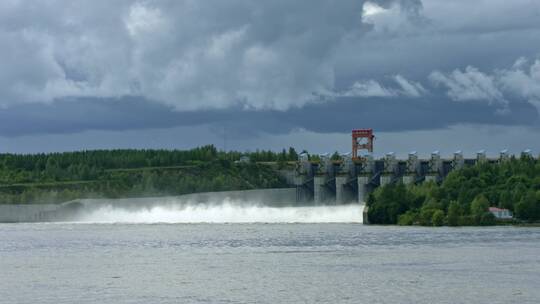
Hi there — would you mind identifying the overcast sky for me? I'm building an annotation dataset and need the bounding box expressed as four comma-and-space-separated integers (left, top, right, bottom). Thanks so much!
1, 0, 540, 157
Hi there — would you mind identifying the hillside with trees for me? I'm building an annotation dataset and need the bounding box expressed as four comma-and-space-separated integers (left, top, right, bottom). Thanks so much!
367, 156, 540, 225
0, 145, 299, 204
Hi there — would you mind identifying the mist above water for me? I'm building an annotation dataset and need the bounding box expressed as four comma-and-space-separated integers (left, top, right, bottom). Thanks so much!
76, 199, 364, 224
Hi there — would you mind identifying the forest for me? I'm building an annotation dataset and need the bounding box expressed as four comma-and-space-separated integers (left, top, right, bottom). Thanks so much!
367, 156, 540, 225
0, 145, 299, 204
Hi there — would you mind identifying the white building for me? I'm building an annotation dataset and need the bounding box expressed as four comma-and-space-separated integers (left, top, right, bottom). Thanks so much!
489, 207, 513, 219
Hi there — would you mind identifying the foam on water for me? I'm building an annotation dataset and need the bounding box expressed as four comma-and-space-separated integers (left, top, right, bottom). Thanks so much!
77, 199, 364, 223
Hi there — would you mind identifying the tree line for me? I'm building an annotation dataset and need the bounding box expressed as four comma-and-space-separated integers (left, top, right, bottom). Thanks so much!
0, 145, 300, 184
367, 156, 540, 225
0, 146, 297, 204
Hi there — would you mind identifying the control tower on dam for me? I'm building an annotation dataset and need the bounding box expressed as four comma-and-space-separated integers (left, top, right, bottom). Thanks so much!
293, 129, 535, 204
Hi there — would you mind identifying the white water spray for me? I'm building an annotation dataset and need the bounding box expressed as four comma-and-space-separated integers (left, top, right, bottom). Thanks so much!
76, 199, 364, 224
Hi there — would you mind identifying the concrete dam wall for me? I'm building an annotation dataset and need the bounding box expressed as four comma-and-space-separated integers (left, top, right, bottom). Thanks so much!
0, 188, 298, 223
292, 150, 535, 205
0, 204, 60, 223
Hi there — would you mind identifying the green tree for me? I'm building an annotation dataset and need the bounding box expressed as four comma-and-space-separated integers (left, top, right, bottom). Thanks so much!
447, 201, 461, 226
480, 212, 496, 225
432, 210, 445, 226
498, 191, 513, 211
367, 184, 410, 224
470, 194, 489, 217
515, 191, 540, 221
278, 149, 287, 162
397, 210, 418, 226
288, 147, 299, 161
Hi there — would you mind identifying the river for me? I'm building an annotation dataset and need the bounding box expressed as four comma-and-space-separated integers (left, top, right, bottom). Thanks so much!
1, 208, 539, 303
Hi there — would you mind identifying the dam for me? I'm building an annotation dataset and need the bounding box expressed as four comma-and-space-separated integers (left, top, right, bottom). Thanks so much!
291, 129, 536, 205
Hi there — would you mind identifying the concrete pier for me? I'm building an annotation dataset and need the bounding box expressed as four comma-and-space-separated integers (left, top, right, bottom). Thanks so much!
453, 151, 464, 170
357, 175, 370, 203
477, 150, 487, 163
335, 175, 354, 204
294, 175, 312, 202
380, 152, 397, 186
425, 175, 438, 183
406, 152, 420, 184
380, 174, 393, 186
362, 206, 369, 224
314, 175, 333, 203
402, 174, 415, 185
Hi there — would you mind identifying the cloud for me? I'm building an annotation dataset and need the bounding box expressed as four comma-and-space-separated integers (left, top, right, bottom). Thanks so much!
1, 0, 540, 145
498, 58, 540, 112
363, 2, 386, 18
0, 0, 445, 111
339, 75, 426, 98
394, 74, 427, 97
0, 0, 388, 111
429, 57, 540, 113
361, 0, 426, 35
336, 0, 540, 87
124, 3, 166, 37
3, 93, 535, 139
429, 66, 506, 105
341, 80, 396, 97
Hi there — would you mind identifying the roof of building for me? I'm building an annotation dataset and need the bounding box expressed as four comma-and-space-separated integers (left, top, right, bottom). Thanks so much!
489, 207, 510, 212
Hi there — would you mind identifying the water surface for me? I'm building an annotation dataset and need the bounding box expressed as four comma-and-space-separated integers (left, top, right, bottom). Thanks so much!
1, 223, 539, 304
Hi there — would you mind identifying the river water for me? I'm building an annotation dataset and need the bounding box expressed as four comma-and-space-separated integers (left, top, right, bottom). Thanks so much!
1, 217, 540, 303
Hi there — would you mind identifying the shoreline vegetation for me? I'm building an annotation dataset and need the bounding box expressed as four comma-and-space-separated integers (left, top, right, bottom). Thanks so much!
0, 145, 298, 205
366, 156, 540, 226
2, 145, 539, 226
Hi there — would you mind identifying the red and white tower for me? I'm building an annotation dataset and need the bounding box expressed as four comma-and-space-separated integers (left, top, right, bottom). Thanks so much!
352, 129, 374, 160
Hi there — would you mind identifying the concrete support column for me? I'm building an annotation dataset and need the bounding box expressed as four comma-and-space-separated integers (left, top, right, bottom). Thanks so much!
363, 206, 369, 224
293, 175, 306, 186
453, 151, 464, 170
314, 176, 332, 203
357, 175, 370, 204
425, 175, 438, 183
477, 150, 487, 163
380, 174, 393, 186
402, 175, 415, 185
335, 176, 353, 204
294, 175, 309, 202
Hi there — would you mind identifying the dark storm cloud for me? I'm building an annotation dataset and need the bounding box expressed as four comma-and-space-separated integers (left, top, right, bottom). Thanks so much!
1, 95, 536, 138
1, 0, 540, 141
